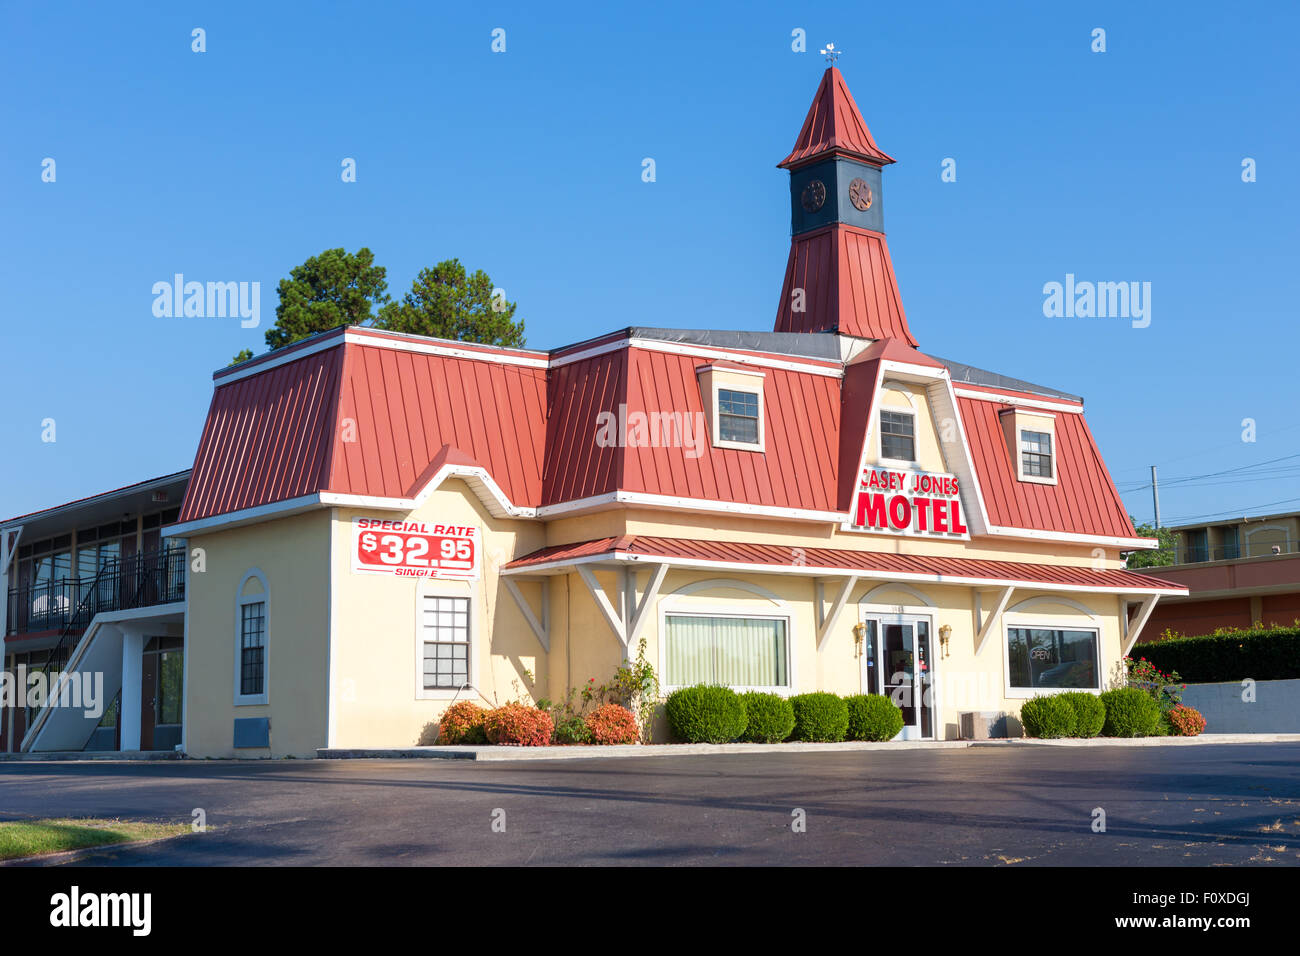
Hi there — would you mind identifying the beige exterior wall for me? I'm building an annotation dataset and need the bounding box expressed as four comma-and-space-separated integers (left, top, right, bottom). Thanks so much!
184, 510, 331, 758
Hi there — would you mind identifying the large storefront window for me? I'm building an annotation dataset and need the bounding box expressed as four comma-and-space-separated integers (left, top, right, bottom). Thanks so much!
664, 614, 789, 689
1007, 627, 1099, 690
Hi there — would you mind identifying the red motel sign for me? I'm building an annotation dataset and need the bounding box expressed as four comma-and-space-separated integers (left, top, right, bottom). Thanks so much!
846, 467, 969, 538
352, 517, 480, 579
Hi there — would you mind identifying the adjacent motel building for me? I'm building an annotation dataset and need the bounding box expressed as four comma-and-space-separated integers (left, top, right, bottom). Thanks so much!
1, 68, 1186, 757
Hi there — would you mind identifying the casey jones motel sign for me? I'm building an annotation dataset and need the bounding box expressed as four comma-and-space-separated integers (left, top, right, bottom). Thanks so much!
352, 517, 480, 580
844, 467, 970, 539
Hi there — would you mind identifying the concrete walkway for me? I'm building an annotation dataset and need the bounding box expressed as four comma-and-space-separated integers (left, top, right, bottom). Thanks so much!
317, 732, 1300, 762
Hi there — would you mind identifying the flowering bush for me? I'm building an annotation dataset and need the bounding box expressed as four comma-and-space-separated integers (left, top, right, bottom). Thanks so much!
483, 703, 554, 747
585, 703, 639, 745
1167, 704, 1207, 737
439, 701, 487, 745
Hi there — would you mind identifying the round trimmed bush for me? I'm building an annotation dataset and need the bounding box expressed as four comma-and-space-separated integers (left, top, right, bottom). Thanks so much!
483, 703, 554, 747
1019, 695, 1078, 739
844, 694, 904, 741
789, 692, 850, 742
1099, 688, 1162, 737
737, 692, 796, 743
585, 703, 640, 745
1056, 691, 1105, 738
439, 701, 487, 745
665, 684, 748, 743
1167, 703, 1206, 737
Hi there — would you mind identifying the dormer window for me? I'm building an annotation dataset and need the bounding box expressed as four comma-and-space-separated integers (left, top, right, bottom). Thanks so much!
879, 410, 916, 462
697, 364, 766, 452
1020, 430, 1053, 478
718, 389, 759, 444
999, 408, 1058, 485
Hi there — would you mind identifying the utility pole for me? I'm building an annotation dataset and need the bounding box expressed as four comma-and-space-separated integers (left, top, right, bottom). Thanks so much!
1151, 465, 1162, 529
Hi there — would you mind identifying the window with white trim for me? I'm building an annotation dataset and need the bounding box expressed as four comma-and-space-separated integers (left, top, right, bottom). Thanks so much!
664, 614, 789, 689
422, 595, 470, 690
718, 388, 760, 445
1020, 430, 1053, 478
1006, 627, 1099, 691
879, 410, 916, 461
239, 602, 266, 696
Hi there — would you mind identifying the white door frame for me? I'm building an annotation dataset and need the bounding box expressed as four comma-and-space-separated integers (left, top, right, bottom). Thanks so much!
858, 606, 937, 740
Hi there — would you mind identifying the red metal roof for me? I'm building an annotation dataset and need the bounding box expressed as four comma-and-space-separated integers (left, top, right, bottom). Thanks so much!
779, 67, 895, 169
774, 224, 917, 343
328, 338, 547, 507
504, 535, 1186, 592
617, 346, 840, 512
178, 346, 342, 523
956, 394, 1137, 539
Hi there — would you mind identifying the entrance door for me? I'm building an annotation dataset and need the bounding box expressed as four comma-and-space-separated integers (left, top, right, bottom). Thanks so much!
141, 638, 184, 751
860, 613, 934, 740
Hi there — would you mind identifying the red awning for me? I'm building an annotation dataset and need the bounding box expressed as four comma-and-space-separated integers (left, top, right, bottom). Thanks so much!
504, 535, 1187, 595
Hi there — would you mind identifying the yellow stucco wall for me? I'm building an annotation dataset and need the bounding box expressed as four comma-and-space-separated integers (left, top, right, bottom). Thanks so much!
184, 510, 331, 758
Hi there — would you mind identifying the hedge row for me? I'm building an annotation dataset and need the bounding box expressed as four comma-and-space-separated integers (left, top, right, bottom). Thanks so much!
438, 701, 638, 746
1140, 625, 1300, 683
665, 685, 904, 744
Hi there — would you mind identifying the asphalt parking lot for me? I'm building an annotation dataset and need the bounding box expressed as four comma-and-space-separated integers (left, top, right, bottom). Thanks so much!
1, 742, 1297, 866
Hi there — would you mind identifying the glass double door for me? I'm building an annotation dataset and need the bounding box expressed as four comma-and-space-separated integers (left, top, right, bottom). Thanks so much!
860, 613, 934, 740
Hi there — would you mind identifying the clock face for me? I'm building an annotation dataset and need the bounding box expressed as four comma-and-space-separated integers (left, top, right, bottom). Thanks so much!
801, 179, 826, 213
849, 177, 873, 211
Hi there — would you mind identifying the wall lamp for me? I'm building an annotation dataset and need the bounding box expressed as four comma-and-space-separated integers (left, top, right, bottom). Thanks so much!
938, 624, 952, 659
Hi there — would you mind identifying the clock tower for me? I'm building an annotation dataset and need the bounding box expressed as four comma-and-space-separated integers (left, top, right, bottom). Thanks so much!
774, 67, 917, 346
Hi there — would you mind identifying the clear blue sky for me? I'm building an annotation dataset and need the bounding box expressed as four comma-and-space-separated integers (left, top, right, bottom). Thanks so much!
2, 1, 1296, 528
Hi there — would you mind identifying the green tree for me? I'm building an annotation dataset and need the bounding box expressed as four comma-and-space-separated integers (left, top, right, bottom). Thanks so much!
1125, 518, 1178, 569
377, 259, 524, 348
229, 348, 253, 366
264, 247, 390, 350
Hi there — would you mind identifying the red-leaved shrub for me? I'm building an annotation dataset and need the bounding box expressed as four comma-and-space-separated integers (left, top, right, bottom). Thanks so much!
483, 703, 554, 747
585, 703, 639, 745
439, 701, 487, 744
1167, 704, 1207, 737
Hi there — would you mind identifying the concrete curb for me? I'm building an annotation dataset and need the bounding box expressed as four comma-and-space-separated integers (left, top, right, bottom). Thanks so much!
317, 732, 1300, 762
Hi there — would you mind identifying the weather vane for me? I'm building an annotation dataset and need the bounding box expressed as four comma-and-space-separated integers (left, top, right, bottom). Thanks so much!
819, 43, 841, 65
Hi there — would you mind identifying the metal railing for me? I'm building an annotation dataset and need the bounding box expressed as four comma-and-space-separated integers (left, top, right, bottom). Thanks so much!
5, 549, 187, 640
1170, 539, 1297, 565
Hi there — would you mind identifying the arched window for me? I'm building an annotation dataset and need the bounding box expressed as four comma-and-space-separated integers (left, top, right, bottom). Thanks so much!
235, 570, 268, 705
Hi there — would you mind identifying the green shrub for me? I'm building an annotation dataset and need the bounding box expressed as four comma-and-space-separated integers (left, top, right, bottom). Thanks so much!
1140, 625, 1300, 682
1099, 687, 1162, 737
1019, 695, 1078, 738
665, 685, 748, 744
844, 694, 904, 741
737, 692, 796, 743
789, 692, 850, 742
1056, 691, 1106, 738
552, 715, 592, 745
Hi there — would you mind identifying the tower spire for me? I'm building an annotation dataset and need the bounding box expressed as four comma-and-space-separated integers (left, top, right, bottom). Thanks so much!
773, 67, 915, 345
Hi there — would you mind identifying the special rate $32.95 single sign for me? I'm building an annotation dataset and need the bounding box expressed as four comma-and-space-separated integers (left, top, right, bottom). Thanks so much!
351, 517, 480, 580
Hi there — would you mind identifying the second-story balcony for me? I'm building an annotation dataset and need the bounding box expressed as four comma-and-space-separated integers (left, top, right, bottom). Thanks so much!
5, 548, 186, 638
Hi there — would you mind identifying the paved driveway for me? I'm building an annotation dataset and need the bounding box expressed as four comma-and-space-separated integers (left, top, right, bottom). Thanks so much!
1, 743, 1298, 866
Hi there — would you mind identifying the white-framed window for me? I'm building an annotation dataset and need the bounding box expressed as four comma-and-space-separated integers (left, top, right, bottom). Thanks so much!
234, 569, 269, 705
879, 409, 916, 462
1005, 625, 1100, 693
718, 389, 760, 445
1020, 429, 1053, 479
663, 612, 790, 690
698, 364, 766, 452
420, 594, 470, 691
1000, 408, 1058, 485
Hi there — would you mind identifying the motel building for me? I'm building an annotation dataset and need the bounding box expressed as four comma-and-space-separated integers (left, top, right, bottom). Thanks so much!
0, 68, 1186, 757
